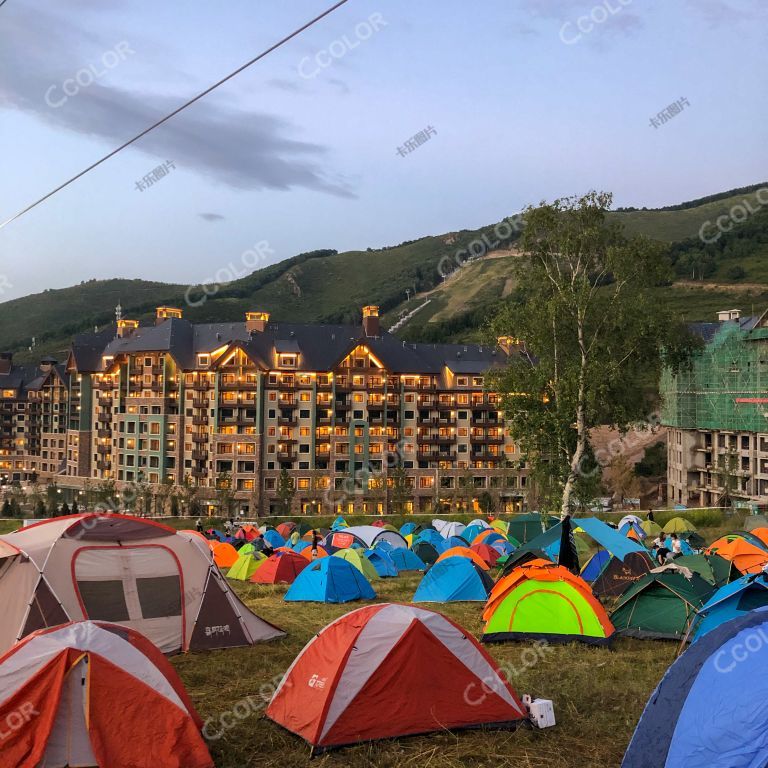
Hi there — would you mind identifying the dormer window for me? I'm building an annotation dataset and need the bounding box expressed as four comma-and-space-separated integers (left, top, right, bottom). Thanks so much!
197, 354, 210, 368
280, 354, 297, 368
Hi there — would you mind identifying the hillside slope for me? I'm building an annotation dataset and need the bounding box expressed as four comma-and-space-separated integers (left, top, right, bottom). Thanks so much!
3, 182, 767, 359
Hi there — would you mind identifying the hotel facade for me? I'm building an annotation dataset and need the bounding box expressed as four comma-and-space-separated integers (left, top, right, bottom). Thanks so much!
0, 306, 529, 516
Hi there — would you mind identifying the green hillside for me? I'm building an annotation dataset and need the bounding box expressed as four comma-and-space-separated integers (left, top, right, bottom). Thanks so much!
3, 182, 767, 360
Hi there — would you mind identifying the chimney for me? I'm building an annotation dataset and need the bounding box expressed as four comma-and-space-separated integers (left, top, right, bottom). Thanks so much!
117, 318, 139, 338
717, 309, 741, 323
362, 305, 380, 337
497, 335, 521, 355
246, 311, 270, 333
0, 352, 11, 375
156, 306, 183, 325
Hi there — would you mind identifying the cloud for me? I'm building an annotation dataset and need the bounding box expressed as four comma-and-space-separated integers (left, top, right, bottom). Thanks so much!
0, 3, 355, 198
198, 212, 226, 222
265, 78, 306, 94
686, 0, 767, 26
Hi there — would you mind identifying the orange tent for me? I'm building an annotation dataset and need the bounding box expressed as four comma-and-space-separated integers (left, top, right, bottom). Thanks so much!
208, 541, 239, 569
706, 536, 768, 574
436, 546, 490, 571
0, 621, 213, 768
749, 528, 768, 548
300, 545, 329, 561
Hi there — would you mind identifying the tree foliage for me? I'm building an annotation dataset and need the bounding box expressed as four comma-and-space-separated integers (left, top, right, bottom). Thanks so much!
488, 191, 698, 516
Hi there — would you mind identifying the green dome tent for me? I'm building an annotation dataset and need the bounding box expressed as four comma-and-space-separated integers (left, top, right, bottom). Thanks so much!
610, 564, 714, 640
332, 549, 380, 581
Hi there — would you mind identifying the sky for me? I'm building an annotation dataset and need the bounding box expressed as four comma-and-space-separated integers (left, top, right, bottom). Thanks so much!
0, 0, 766, 301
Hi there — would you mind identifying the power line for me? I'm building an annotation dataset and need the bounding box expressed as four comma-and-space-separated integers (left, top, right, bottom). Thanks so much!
0, 0, 351, 229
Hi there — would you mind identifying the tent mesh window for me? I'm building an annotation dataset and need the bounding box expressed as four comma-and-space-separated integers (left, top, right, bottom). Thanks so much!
136, 576, 182, 619
76, 580, 130, 622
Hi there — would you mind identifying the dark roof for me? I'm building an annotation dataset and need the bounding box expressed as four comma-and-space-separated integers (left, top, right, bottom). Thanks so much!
70, 317, 513, 374
0, 359, 67, 394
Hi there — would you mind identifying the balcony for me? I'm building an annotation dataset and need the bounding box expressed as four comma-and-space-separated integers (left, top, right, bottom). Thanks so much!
149, 365, 163, 375
191, 450, 208, 461
277, 450, 296, 462
96, 460, 111, 471
191, 467, 207, 478
277, 379, 296, 391
192, 398, 208, 409
192, 433, 208, 444
220, 380, 258, 391
97, 413, 111, 424
278, 415, 297, 427
94, 379, 114, 391
317, 378, 333, 390
190, 380, 212, 391
420, 435, 455, 445
96, 444, 110, 454
98, 395, 112, 406
192, 415, 209, 426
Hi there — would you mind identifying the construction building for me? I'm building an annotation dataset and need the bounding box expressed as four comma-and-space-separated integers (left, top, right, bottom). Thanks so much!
662, 308, 768, 508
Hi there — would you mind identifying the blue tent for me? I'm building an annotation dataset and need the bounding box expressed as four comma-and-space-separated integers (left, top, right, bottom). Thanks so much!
331, 515, 348, 531
291, 540, 310, 554
619, 521, 646, 540
373, 539, 394, 552
284, 557, 376, 603
581, 550, 611, 582
436, 535, 469, 553
389, 547, 426, 572
691, 573, 768, 641
414, 529, 443, 548
412, 556, 493, 602
481, 531, 508, 548
623, 607, 768, 768
262, 529, 286, 549
365, 548, 398, 577
400, 522, 418, 537
492, 540, 515, 556
462, 524, 485, 545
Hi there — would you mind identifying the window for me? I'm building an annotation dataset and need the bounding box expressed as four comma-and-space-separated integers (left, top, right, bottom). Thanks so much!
77, 580, 129, 622
297, 477, 310, 490
457, 377, 468, 387
300, 392, 311, 402
136, 576, 182, 619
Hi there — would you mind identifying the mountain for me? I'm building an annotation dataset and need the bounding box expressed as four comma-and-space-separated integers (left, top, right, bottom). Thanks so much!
3, 182, 767, 360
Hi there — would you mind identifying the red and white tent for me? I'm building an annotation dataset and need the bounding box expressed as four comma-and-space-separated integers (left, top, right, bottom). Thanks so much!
266, 603, 526, 750
0, 621, 213, 768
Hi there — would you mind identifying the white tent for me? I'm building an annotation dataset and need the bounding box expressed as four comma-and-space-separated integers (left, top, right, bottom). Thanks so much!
440, 521, 467, 539
0, 513, 284, 655
326, 525, 407, 550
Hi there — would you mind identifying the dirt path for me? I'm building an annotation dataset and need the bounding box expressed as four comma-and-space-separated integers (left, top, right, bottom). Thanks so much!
674, 279, 768, 293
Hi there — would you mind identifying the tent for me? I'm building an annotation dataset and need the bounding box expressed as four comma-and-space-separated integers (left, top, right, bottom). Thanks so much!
251, 551, 309, 585
431, 518, 449, 533
673, 554, 737, 587
470, 542, 501, 567
234, 525, 260, 542
414, 529, 444, 549
302, 527, 330, 542
365, 549, 398, 578
468, 518, 491, 529
389, 548, 426, 572
300, 545, 329, 561
706, 535, 768, 574
439, 521, 467, 540
618, 514, 643, 530
276, 522, 296, 539
262, 529, 286, 549
462, 524, 487, 545
640, 519, 662, 536
749, 526, 768, 547
482, 559, 614, 645
413, 557, 493, 602
208, 541, 239, 570
266, 603, 526, 750
331, 516, 348, 530
226, 549, 267, 581
0, 621, 213, 768
592, 551, 655, 599
610, 565, 713, 640
413, 541, 440, 566
437, 535, 470, 552
663, 517, 696, 534
284, 557, 376, 603
436, 546, 490, 571
475, 529, 513, 548
622, 607, 768, 768
0, 514, 284, 654
580, 550, 611, 582
333, 549, 380, 581
689, 573, 768, 640
507, 513, 557, 544
327, 525, 407, 551
399, 522, 424, 537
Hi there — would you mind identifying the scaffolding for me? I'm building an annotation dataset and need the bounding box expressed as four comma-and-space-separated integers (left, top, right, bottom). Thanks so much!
661, 323, 768, 433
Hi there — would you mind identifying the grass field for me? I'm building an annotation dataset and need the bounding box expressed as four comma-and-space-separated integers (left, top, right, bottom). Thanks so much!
0, 513, 737, 767
176, 574, 671, 768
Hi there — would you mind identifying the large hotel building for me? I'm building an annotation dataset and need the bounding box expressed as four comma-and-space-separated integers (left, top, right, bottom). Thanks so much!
0, 306, 528, 515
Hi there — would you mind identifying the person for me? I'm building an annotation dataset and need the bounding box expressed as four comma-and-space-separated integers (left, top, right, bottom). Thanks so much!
289, 529, 300, 547
311, 529, 321, 559
195, 518, 203, 534
652, 533, 665, 550
670, 533, 682, 558
224, 519, 233, 536
647, 509, 655, 523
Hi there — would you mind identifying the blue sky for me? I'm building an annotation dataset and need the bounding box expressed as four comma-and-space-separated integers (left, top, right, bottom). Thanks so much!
0, 0, 766, 301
